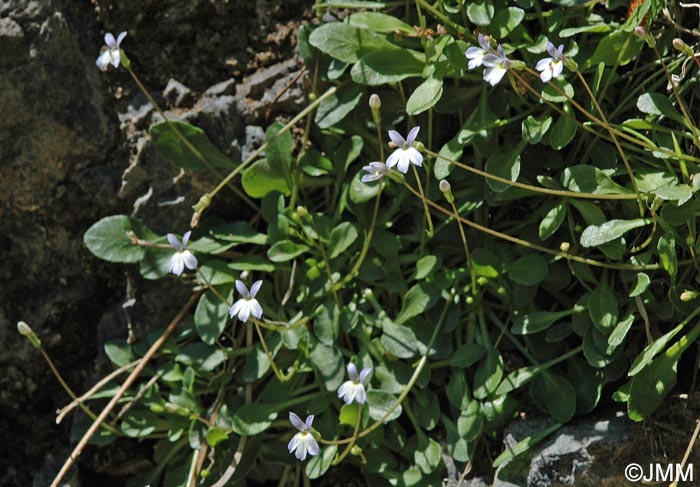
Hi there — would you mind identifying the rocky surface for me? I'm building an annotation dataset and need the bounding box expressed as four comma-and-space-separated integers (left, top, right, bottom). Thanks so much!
0, 1, 307, 485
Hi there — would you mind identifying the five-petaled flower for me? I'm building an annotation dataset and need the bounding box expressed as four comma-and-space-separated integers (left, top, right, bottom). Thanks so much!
337, 362, 371, 405
361, 161, 389, 183
288, 412, 320, 461
167, 231, 197, 276
482, 45, 512, 86
387, 127, 423, 174
229, 280, 263, 323
536, 42, 565, 83
96, 32, 127, 71
465, 33, 493, 70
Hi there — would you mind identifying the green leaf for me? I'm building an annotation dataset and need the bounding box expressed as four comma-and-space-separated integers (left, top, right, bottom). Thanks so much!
121, 409, 163, 437
149, 120, 235, 171
176, 343, 227, 372
329, 222, 359, 259
194, 290, 231, 345
489, 7, 525, 37
485, 148, 521, 192
104, 339, 135, 367
492, 422, 562, 468
306, 445, 338, 480
512, 309, 575, 335
541, 79, 574, 103
267, 240, 309, 262
395, 283, 440, 325
232, 404, 277, 435
507, 254, 548, 286
310, 340, 345, 390
522, 115, 553, 144
309, 22, 398, 64
473, 346, 503, 399
588, 281, 618, 333
264, 122, 292, 176
315, 83, 364, 129
351, 48, 425, 85
580, 218, 650, 247
406, 77, 443, 115
539, 201, 567, 240
608, 314, 635, 347
413, 255, 439, 280
530, 371, 576, 423
583, 31, 643, 69
197, 260, 237, 285
562, 164, 631, 194
228, 255, 275, 272
629, 272, 650, 297
657, 233, 677, 278
467, 1, 494, 25
637, 93, 686, 125
549, 110, 577, 149
628, 352, 679, 421
381, 319, 419, 358
347, 11, 413, 33
206, 428, 229, 446
314, 300, 340, 346
241, 158, 291, 198
414, 437, 442, 474
448, 343, 486, 367
367, 390, 402, 422
84, 215, 156, 263
339, 403, 360, 426
349, 167, 380, 203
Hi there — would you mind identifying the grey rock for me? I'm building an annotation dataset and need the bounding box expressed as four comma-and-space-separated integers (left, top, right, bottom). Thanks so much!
163, 78, 197, 108
494, 413, 635, 487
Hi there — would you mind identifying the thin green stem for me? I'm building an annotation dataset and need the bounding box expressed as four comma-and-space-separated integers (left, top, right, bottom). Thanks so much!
424, 148, 638, 200
333, 404, 363, 465
254, 319, 297, 382
412, 164, 434, 241
448, 198, 477, 294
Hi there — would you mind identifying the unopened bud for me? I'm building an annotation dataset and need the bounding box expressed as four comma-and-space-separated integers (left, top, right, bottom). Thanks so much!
560, 242, 570, 253
477, 277, 488, 286
563, 56, 579, 72
17, 321, 41, 348
634, 26, 656, 48
439, 179, 454, 203
369, 94, 382, 125
350, 445, 363, 456
165, 402, 189, 416
414, 141, 425, 151
681, 290, 697, 302
673, 38, 694, 57
240, 270, 250, 280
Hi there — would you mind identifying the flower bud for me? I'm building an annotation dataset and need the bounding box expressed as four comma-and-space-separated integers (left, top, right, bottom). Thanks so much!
477, 277, 488, 286
681, 290, 697, 302
673, 38, 694, 57
634, 26, 656, 48
369, 94, 381, 110
560, 242, 570, 253
17, 321, 41, 348
439, 179, 454, 204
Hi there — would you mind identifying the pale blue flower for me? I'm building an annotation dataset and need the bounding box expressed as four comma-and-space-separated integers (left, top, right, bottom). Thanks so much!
536, 42, 565, 83
361, 161, 389, 183
465, 33, 492, 70
386, 127, 423, 173
288, 412, 319, 461
337, 362, 371, 405
482, 45, 511, 86
96, 31, 126, 71
167, 231, 197, 276
229, 280, 263, 322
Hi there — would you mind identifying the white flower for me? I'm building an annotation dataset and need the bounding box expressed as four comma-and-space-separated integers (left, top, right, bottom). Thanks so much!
386, 127, 423, 174
361, 161, 389, 183
465, 33, 492, 70
229, 280, 263, 323
535, 42, 565, 83
288, 412, 320, 461
96, 31, 127, 71
482, 45, 511, 86
337, 362, 371, 405
167, 231, 197, 276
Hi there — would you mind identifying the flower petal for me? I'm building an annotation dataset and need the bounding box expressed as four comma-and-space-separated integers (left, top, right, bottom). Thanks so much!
305, 414, 314, 430
167, 233, 181, 250
406, 126, 420, 145
249, 280, 263, 298
478, 33, 490, 50
117, 31, 127, 46
109, 50, 121, 68
238, 304, 251, 323
288, 433, 301, 453
407, 147, 423, 167
356, 385, 367, 404
289, 412, 306, 431
96, 50, 111, 71
250, 300, 263, 319
235, 280, 249, 298
347, 362, 359, 380
388, 130, 405, 147
306, 436, 320, 456
183, 251, 198, 270
104, 32, 116, 48
552, 60, 563, 78
359, 367, 372, 383
396, 153, 410, 174
229, 300, 243, 319
535, 58, 552, 72
182, 230, 191, 246
168, 254, 185, 276
386, 148, 400, 169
